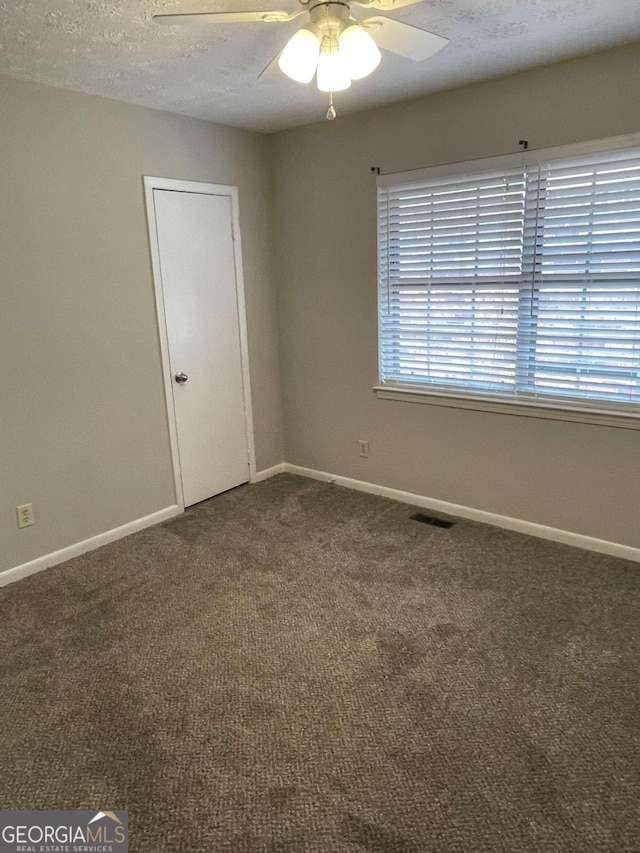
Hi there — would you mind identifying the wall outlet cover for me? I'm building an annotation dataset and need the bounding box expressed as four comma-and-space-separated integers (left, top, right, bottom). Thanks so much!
16, 503, 34, 529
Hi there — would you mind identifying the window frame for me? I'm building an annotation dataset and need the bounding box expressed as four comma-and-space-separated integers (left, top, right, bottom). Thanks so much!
375, 133, 640, 430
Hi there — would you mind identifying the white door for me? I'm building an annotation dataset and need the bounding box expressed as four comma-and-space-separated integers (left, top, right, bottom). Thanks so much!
152, 188, 250, 507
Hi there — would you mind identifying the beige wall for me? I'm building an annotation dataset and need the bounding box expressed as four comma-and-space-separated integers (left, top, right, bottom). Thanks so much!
3, 42, 640, 578
270, 43, 640, 549
1, 74, 284, 575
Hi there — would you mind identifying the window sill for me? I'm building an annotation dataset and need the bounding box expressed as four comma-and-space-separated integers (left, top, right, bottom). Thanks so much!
373, 385, 640, 430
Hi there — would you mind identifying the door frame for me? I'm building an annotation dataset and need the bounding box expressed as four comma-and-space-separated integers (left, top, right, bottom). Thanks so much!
143, 176, 257, 511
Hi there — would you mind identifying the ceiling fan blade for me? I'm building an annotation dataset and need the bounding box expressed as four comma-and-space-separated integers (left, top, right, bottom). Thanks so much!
362, 16, 448, 61
352, 0, 424, 10
258, 51, 282, 79
153, 10, 303, 25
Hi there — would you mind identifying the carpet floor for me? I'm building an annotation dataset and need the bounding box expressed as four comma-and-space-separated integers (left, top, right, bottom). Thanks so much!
0, 473, 638, 852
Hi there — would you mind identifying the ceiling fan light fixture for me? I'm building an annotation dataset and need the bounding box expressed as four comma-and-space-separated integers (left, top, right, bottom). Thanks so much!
152, 0, 449, 118
278, 27, 321, 84
316, 36, 351, 93
338, 23, 381, 80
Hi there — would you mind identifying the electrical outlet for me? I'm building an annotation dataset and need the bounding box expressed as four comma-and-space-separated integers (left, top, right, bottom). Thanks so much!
16, 503, 34, 529
358, 440, 369, 458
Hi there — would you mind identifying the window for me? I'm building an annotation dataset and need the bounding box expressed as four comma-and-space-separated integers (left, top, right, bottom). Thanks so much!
377, 138, 640, 423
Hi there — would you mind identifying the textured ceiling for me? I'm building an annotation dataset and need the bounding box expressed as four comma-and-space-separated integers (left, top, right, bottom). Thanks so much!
0, 0, 639, 132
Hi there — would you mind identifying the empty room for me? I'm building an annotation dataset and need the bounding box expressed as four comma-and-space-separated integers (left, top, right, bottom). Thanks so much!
1, 1, 639, 851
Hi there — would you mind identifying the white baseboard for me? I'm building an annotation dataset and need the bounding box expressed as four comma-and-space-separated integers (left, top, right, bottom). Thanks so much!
1, 463, 289, 590
3, 462, 636, 591
284, 464, 640, 564
252, 463, 286, 483
0, 505, 182, 589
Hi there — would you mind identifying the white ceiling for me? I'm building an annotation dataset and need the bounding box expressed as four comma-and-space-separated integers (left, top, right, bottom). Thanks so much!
1, 0, 639, 133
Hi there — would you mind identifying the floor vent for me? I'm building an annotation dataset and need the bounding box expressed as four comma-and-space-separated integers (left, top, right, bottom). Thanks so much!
410, 512, 455, 529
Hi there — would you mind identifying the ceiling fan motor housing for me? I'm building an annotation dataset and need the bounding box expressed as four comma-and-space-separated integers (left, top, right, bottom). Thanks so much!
308, 2, 354, 40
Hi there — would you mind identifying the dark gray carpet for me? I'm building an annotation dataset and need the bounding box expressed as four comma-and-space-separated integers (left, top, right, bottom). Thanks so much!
1, 474, 638, 852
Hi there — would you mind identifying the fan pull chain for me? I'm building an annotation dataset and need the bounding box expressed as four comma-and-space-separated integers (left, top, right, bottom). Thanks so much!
326, 92, 337, 120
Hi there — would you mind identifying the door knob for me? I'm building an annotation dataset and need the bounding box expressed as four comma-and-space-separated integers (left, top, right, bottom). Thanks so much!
174, 371, 188, 384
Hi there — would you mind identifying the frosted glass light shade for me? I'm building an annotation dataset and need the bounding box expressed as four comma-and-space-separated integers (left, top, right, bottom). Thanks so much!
339, 24, 381, 80
278, 28, 321, 84
316, 39, 351, 92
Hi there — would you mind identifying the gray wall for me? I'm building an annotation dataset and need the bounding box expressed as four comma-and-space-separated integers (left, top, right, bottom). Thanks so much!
270, 43, 640, 549
1, 74, 284, 575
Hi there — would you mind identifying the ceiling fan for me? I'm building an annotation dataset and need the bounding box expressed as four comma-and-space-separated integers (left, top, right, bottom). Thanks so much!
153, 0, 448, 118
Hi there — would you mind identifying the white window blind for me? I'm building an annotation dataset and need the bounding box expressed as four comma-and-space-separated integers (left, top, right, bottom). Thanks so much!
378, 143, 640, 416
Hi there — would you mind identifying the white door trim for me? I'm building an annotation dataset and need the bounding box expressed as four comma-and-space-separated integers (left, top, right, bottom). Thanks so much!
143, 176, 257, 511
